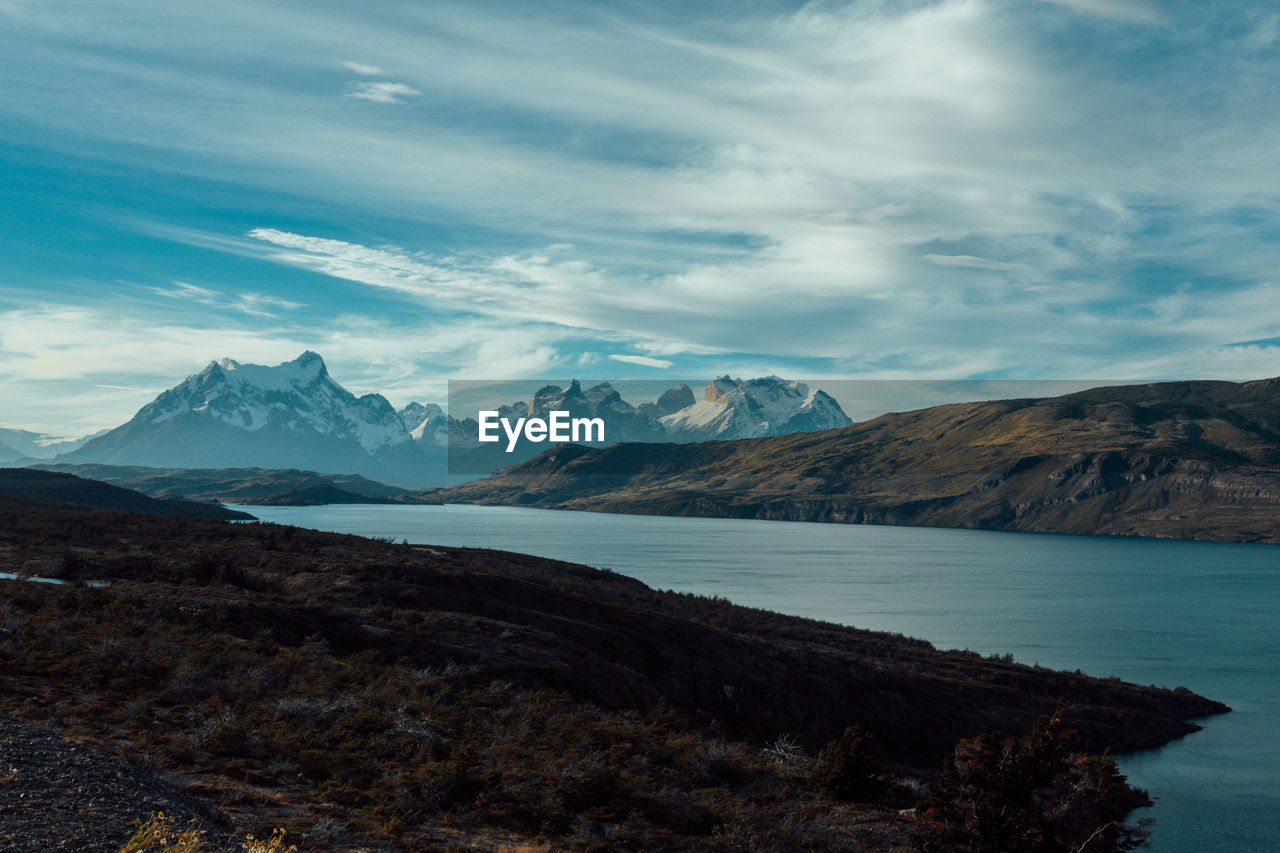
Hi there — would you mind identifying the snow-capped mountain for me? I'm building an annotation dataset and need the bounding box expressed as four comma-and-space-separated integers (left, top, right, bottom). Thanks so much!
61, 352, 433, 483
400, 402, 449, 446
55, 355, 851, 485
527, 380, 664, 443
659, 376, 851, 441
0, 427, 104, 460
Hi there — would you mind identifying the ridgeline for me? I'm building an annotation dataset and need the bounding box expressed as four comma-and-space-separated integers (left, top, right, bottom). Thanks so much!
431, 377, 1280, 543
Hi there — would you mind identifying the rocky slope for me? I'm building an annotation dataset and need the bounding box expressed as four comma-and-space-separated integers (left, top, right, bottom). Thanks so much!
0, 716, 227, 853
430, 377, 1280, 543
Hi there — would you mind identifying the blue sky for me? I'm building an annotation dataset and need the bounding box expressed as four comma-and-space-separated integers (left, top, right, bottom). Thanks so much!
2, 0, 1279, 435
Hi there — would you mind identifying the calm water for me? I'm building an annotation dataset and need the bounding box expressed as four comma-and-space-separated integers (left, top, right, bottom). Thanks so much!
236, 504, 1280, 852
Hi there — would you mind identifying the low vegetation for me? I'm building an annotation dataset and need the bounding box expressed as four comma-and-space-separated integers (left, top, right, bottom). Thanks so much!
32, 464, 408, 506
913, 716, 1151, 852
0, 491, 1221, 850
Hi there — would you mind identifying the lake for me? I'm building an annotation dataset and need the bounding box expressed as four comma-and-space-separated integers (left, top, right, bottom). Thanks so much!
235, 503, 1280, 852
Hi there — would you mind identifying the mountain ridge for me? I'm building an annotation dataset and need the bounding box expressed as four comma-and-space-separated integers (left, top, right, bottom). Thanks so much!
428, 376, 1280, 543
56, 352, 852, 485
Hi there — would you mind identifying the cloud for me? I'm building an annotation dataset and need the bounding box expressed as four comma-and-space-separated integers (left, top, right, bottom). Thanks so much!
609, 354, 674, 369
1035, 0, 1164, 23
922, 254, 1037, 277
342, 60, 384, 75
4, 0, 1280, 437
344, 81, 421, 104
0, 304, 589, 430
150, 281, 303, 317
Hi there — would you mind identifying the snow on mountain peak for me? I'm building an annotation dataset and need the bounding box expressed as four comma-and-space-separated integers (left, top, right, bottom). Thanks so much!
139, 352, 409, 453
662, 375, 850, 441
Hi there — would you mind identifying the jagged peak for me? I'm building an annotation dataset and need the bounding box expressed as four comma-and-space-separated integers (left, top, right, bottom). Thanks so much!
291, 350, 325, 366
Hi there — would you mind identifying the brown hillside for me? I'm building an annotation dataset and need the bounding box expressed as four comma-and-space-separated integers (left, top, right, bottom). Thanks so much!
431, 378, 1280, 542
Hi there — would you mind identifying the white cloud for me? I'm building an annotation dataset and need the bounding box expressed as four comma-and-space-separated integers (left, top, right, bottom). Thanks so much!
150, 280, 302, 317
345, 80, 421, 104
609, 354, 674, 369
922, 254, 1037, 277
4, 0, 1280, 437
342, 60, 384, 75
0, 304, 591, 429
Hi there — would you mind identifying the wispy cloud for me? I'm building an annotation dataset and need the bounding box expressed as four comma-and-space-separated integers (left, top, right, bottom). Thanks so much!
609, 354, 673, 369
342, 60, 384, 75
150, 281, 302, 317
922, 254, 1038, 277
1036, 0, 1164, 24
345, 81, 421, 104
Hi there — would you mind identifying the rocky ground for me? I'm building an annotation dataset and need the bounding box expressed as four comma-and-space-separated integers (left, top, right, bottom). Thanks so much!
0, 715, 228, 853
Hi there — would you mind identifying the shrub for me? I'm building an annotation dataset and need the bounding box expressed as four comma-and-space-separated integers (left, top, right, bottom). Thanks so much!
116, 813, 207, 853
117, 814, 298, 853
811, 725, 888, 802
912, 714, 1150, 852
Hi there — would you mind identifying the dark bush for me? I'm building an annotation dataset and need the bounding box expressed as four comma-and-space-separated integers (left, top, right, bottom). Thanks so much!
811, 725, 888, 802
913, 714, 1150, 852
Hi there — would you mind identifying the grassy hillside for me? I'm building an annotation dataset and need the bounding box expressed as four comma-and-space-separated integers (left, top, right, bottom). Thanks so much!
0, 497, 1222, 850
0, 468, 254, 520
33, 463, 408, 505
431, 378, 1280, 542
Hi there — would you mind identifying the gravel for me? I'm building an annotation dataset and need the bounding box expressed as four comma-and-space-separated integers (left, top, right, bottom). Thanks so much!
0, 715, 228, 852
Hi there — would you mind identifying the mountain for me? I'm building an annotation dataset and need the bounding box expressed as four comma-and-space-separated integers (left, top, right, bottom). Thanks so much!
660, 376, 851, 441
59, 352, 442, 485
637, 382, 696, 419
394, 375, 850, 477
51, 353, 853, 487
429, 377, 1280, 543
0, 468, 254, 520
0, 426, 103, 460
399, 401, 449, 446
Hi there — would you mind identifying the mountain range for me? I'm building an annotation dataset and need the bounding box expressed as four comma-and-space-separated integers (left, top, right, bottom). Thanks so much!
52, 352, 851, 486
0, 427, 103, 462
431, 377, 1280, 543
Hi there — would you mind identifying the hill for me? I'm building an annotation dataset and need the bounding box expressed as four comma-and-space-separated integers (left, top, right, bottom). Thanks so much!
430, 377, 1280, 543
0, 468, 254, 520
0, 498, 1223, 850
33, 463, 408, 505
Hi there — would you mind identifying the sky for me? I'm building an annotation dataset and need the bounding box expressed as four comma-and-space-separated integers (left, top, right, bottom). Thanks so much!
2, 0, 1279, 436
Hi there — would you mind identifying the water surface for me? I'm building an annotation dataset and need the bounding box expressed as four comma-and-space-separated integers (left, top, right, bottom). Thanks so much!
237, 503, 1280, 852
